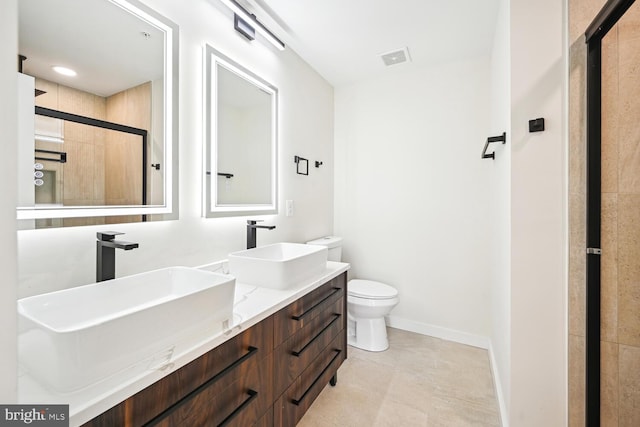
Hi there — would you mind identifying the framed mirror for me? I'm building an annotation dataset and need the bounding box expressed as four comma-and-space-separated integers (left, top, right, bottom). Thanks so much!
16, 0, 179, 228
203, 45, 278, 218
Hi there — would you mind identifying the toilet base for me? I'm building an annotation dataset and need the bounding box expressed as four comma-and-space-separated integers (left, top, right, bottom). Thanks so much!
347, 317, 389, 352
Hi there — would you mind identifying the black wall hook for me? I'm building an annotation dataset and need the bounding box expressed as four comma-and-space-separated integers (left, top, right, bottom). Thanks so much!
481, 132, 507, 160
315, 161, 323, 168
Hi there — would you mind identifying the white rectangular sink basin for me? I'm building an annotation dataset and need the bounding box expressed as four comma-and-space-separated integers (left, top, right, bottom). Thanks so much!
18, 267, 235, 392
228, 242, 328, 289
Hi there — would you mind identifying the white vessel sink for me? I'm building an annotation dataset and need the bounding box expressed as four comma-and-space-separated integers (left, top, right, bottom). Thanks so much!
228, 242, 328, 290
18, 267, 235, 392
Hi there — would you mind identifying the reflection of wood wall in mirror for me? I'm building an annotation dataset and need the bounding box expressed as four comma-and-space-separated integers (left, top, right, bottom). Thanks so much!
33, 78, 151, 226
105, 81, 151, 224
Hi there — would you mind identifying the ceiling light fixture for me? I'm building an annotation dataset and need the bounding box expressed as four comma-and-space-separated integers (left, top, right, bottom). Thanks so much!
234, 14, 256, 41
52, 66, 77, 77
218, 0, 285, 51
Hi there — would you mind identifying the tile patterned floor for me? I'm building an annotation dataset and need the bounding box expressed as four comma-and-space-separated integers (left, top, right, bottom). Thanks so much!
298, 328, 501, 427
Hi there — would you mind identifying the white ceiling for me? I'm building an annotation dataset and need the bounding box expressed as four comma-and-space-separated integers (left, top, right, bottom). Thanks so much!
19, 0, 501, 96
245, 0, 501, 87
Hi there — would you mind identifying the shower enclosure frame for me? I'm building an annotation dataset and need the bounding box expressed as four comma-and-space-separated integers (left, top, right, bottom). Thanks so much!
584, 0, 636, 425
35, 106, 149, 208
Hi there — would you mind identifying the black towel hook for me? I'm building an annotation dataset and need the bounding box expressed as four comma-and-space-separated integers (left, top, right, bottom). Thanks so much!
481, 132, 506, 160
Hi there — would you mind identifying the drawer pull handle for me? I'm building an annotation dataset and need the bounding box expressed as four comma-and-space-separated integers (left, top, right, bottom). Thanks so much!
291, 314, 341, 357
292, 349, 341, 406
291, 287, 341, 321
213, 346, 258, 383
142, 346, 258, 426
218, 389, 258, 427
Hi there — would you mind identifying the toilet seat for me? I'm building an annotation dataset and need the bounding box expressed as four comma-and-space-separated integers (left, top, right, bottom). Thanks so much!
348, 279, 398, 300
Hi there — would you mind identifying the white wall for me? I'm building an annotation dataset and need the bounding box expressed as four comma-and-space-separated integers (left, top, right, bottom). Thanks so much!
333, 1, 568, 425
509, 0, 567, 424
0, 0, 18, 403
16, 0, 335, 298
217, 104, 271, 204
334, 57, 494, 345
489, 0, 512, 423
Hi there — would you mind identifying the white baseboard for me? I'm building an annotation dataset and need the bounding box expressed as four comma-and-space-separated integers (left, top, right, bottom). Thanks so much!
385, 315, 490, 349
488, 343, 509, 427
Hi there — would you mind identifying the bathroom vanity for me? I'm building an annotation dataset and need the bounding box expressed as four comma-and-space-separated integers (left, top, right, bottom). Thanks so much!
81, 271, 347, 426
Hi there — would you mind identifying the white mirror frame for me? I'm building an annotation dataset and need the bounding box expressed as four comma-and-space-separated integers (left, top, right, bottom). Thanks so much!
16, 0, 179, 222
203, 45, 278, 218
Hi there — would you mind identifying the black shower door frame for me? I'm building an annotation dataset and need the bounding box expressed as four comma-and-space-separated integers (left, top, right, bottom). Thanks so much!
584, 0, 636, 425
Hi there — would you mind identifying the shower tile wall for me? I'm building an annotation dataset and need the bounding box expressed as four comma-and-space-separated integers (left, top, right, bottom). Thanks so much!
569, 1, 640, 425
605, 5, 640, 425
104, 81, 151, 224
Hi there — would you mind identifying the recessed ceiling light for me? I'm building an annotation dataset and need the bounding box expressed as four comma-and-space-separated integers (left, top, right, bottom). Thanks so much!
52, 66, 77, 77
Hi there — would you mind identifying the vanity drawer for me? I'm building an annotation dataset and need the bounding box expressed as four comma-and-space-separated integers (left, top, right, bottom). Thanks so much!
274, 297, 344, 397
274, 273, 346, 346
148, 351, 274, 427
82, 316, 273, 427
274, 333, 346, 427
256, 406, 273, 427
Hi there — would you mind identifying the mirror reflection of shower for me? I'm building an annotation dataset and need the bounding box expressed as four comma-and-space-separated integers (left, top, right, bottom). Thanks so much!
32, 104, 148, 209
17, 0, 173, 229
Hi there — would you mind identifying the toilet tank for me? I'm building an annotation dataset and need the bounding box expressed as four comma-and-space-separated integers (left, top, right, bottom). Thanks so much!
306, 236, 343, 262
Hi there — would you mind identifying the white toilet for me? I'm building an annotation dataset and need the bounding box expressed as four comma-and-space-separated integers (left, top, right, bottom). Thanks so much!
307, 236, 399, 352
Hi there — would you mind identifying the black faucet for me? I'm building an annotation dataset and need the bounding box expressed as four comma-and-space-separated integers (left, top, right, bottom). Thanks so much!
246, 220, 275, 249
96, 232, 139, 282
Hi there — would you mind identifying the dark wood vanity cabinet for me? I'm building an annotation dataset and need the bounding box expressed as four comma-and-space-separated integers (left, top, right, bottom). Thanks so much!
82, 272, 347, 427
82, 316, 274, 427
272, 274, 347, 425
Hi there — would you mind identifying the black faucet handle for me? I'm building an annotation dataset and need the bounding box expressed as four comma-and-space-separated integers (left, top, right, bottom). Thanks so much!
247, 220, 264, 225
97, 231, 125, 241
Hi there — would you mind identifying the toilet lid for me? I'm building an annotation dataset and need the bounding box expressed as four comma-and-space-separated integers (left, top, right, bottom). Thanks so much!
348, 279, 398, 299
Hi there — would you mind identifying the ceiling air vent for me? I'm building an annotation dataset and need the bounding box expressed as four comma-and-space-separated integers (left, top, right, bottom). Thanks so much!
380, 47, 411, 66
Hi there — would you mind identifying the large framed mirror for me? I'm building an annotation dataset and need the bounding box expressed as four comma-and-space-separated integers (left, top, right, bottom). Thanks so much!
16, 0, 179, 228
203, 45, 278, 218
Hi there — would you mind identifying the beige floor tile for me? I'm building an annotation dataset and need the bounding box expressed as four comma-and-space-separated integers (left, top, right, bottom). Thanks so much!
336, 356, 395, 395
299, 328, 500, 427
373, 400, 429, 427
430, 360, 497, 408
384, 371, 436, 413
427, 395, 501, 427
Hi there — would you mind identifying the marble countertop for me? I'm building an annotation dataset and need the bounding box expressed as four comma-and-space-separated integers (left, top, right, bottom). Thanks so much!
18, 261, 350, 427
